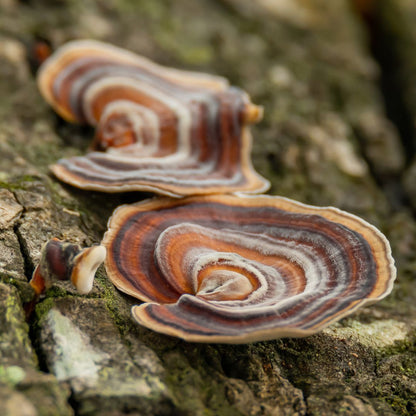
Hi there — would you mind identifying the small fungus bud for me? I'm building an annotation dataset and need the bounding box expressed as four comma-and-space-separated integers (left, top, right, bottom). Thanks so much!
30, 238, 106, 296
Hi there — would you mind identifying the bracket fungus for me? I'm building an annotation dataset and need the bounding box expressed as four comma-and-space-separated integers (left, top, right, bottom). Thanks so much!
37, 40, 269, 197
103, 195, 395, 344
35, 40, 396, 344
30, 238, 106, 296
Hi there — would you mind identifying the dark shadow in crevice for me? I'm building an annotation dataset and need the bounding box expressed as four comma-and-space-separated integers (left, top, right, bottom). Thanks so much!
67, 391, 81, 416
352, 124, 410, 213
349, 2, 416, 217
27, 315, 50, 374
370, 30, 415, 163
352, 3, 416, 164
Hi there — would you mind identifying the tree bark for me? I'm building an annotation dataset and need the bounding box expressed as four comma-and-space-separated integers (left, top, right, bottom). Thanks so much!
0, 0, 415, 415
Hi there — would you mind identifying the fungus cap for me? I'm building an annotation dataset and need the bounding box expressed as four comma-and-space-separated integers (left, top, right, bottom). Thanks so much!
103, 194, 395, 344
37, 40, 269, 197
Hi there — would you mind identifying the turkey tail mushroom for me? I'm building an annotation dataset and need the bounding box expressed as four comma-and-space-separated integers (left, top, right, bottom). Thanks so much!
37, 40, 269, 197
102, 195, 395, 344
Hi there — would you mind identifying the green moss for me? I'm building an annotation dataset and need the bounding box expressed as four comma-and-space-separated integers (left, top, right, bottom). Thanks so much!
386, 397, 411, 415
159, 346, 247, 416
33, 297, 56, 323
0, 175, 39, 191
379, 337, 415, 357
95, 270, 134, 337
0, 285, 36, 364
0, 365, 26, 386
0, 276, 33, 304
371, 383, 414, 416
44, 285, 76, 299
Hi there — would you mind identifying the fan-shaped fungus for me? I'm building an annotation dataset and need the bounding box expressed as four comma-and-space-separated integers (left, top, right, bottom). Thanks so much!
30, 238, 106, 295
37, 40, 269, 197
103, 195, 395, 343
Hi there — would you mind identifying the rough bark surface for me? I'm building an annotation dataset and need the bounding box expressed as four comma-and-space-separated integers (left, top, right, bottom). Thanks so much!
0, 0, 415, 415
